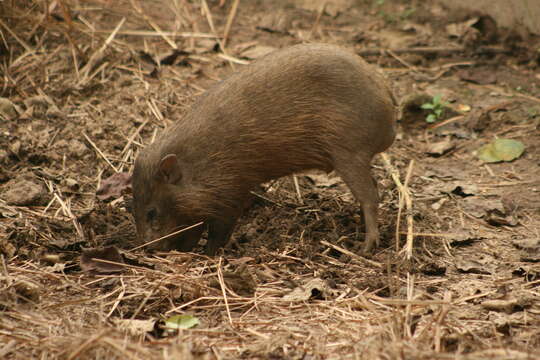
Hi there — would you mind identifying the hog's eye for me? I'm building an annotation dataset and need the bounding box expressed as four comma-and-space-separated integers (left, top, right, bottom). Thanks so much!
147, 208, 157, 222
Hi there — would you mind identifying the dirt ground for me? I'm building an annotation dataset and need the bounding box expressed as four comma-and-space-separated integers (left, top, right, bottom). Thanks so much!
1, 1, 540, 359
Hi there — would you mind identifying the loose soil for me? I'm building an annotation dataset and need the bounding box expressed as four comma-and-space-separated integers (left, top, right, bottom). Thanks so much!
1, 1, 539, 359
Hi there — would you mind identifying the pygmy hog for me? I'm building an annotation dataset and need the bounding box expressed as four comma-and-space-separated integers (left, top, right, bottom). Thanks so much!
132, 43, 397, 255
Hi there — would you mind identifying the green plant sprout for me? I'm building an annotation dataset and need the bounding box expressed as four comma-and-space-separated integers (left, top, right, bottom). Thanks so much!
421, 94, 448, 123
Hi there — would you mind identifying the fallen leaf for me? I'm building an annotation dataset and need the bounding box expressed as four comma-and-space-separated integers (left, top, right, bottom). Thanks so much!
304, 173, 342, 188
96, 172, 132, 200
44, 263, 66, 273
511, 238, 540, 263
425, 139, 455, 156
419, 261, 447, 276
443, 182, 478, 197
12, 280, 41, 303
293, 0, 352, 17
485, 209, 519, 227
512, 238, 540, 250
114, 319, 155, 335
433, 121, 472, 139
450, 227, 482, 246
164, 315, 199, 331
0, 97, 20, 119
481, 295, 533, 314
282, 278, 335, 301
256, 11, 292, 33
457, 104, 471, 112
2, 178, 45, 206
455, 259, 491, 274
460, 197, 512, 223
431, 197, 447, 211
481, 299, 519, 313
457, 69, 497, 85
513, 266, 540, 280
192, 38, 219, 53
521, 250, 540, 263
477, 139, 525, 163
80, 246, 125, 273
445, 18, 479, 38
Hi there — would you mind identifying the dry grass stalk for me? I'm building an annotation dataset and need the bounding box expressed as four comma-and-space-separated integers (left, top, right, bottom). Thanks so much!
222, 0, 240, 48
320, 240, 383, 268
216, 257, 234, 326
381, 153, 415, 259
53, 192, 84, 239
292, 175, 303, 204
95, 30, 218, 38
129, 0, 177, 49
78, 17, 126, 86
83, 132, 120, 173
201, 0, 237, 69
0, 18, 34, 52
309, 1, 326, 40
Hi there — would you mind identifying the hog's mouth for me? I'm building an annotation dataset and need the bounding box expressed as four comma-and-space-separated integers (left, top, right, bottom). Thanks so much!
152, 222, 205, 252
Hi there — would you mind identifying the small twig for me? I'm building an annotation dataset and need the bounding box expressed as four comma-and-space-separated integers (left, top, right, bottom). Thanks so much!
201, 0, 235, 69
428, 115, 465, 130
0, 18, 34, 52
82, 132, 119, 173
320, 240, 383, 268
357, 45, 508, 57
78, 17, 125, 85
386, 49, 417, 72
0, 254, 11, 286
146, 98, 164, 123
309, 1, 326, 40
292, 175, 303, 205
434, 291, 452, 352
405, 273, 414, 338
106, 277, 126, 318
217, 257, 234, 327
53, 192, 84, 240
245, 327, 271, 340
94, 30, 218, 38
128, 221, 204, 251
249, 191, 283, 207
129, 0, 177, 49
398, 232, 463, 238
477, 84, 540, 104
56, 0, 85, 61
130, 286, 158, 320
222, 0, 240, 48
403, 161, 415, 258
381, 153, 414, 259
217, 53, 249, 65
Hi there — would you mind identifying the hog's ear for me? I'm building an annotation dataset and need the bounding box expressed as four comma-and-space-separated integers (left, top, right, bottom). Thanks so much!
159, 154, 182, 184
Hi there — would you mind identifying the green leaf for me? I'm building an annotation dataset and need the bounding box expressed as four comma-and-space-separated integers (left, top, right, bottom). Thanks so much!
164, 315, 199, 330
421, 103, 435, 110
477, 139, 525, 163
426, 114, 437, 123
433, 94, 442, 104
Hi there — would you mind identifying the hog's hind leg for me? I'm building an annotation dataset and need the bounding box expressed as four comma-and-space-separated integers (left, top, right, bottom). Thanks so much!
334, 154, 382, 253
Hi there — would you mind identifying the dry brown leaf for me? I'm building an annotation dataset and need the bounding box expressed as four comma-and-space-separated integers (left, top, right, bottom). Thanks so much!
80, 246, 125, 273
96, 172, 131, 201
